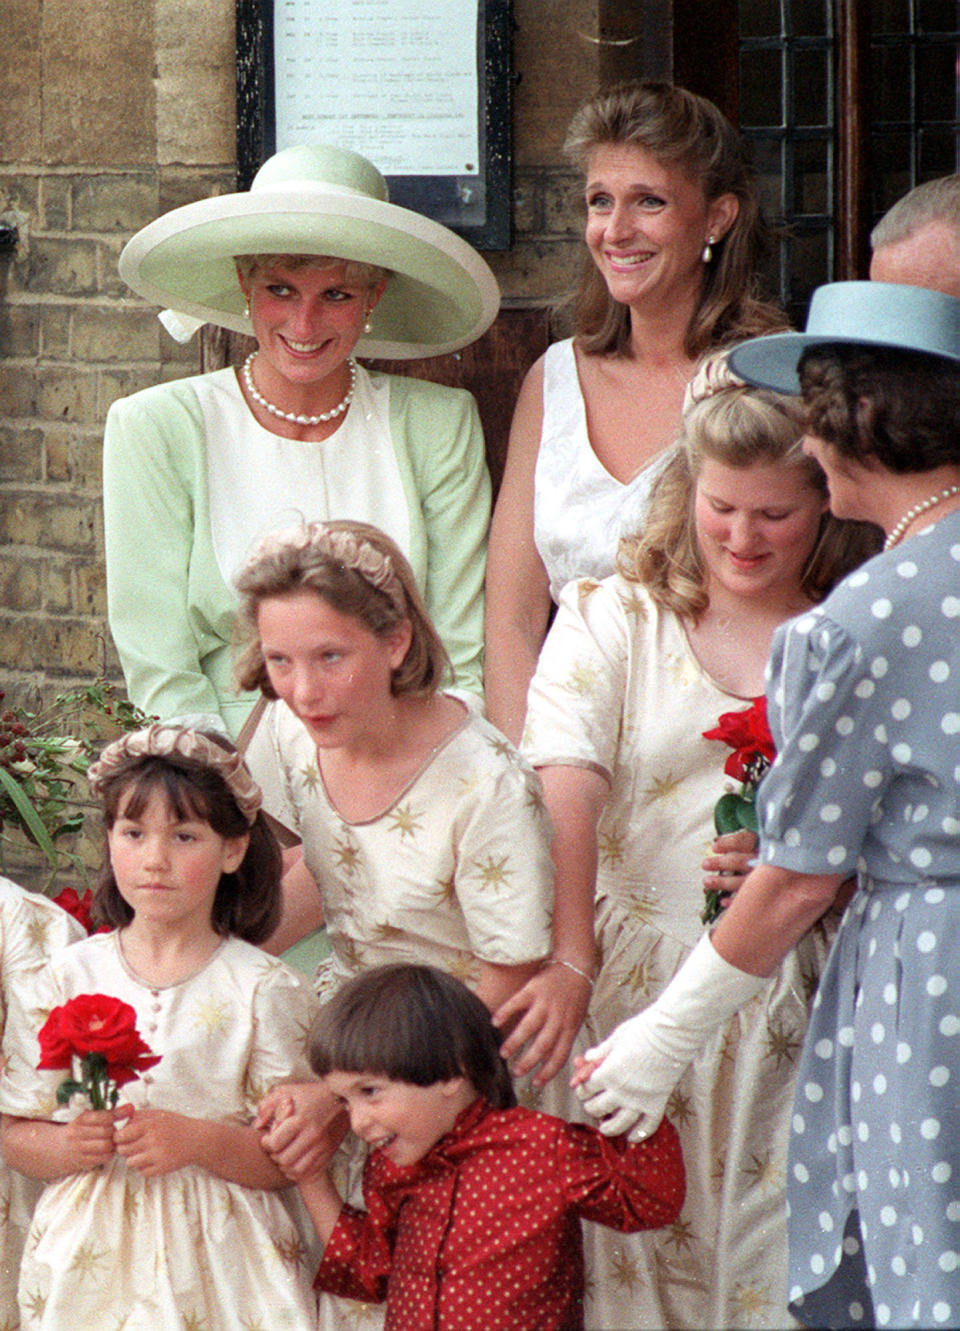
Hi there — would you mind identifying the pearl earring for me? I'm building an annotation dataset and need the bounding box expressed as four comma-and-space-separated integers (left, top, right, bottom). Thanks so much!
702, 236, 715, 264
243, 302, 250, 319
363, 310, 373, 334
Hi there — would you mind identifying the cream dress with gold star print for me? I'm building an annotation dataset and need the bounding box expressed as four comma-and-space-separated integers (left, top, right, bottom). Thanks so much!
0, 878, 83, 1331
523, 577, 838, 1331
272, 708, 553, 995
0, 931, 320, 1331
272, 706, 554, 1331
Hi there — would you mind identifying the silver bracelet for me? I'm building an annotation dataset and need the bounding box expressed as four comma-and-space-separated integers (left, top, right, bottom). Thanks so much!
548, 957, 594, 987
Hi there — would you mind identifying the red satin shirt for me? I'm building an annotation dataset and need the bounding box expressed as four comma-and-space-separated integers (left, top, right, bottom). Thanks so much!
314, 1097, 685, 1330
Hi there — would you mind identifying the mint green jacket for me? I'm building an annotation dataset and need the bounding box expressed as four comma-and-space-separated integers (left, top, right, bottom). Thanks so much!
103, 370, 489, 737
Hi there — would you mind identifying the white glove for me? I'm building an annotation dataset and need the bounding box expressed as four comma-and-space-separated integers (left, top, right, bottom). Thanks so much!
577, 934, 766, 1140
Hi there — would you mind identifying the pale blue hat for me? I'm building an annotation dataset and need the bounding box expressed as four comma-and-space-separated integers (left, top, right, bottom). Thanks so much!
728, 281, 960, 393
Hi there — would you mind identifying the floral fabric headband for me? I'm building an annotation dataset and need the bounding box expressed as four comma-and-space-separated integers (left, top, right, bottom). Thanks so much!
682, 350, 745, 414
245, 522, 406, 614
87, 725, 263, 826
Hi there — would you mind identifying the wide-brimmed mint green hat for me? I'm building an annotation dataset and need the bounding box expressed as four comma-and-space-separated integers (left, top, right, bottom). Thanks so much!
118, 143, 501, 359
728, 280, 960, 393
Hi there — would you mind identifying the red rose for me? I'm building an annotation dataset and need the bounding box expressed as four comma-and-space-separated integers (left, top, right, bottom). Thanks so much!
38, 994, 160, 1085
36, 1005, 73, 1071
702, 696, 775, 779
722, 748, 753, 782
701, 698, 778, 927
51, 887, 95, 934
702, 696, 773, 754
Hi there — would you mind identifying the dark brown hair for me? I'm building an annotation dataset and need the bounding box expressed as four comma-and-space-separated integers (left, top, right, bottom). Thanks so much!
93, 734, 281, 944
309, 964, 516, 1110
563, 80, 784, 357
800, 345, 960, 474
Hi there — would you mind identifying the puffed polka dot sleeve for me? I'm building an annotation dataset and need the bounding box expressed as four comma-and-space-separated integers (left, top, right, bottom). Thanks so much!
558, 1116, 685, 1230
313, 1152, 398, 1302
522, 576, 632, 778
759, 606, 897, 877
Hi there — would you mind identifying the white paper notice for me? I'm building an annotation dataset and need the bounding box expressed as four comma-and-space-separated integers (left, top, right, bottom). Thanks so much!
274, 0, 480, 176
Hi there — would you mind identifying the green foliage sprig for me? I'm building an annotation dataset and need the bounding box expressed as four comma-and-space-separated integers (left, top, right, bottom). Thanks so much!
0, 681, 153, 890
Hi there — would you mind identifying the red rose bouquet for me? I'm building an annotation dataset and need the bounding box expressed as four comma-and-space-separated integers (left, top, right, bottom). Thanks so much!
700, 696, 776, 924
38, 994, 161, 1110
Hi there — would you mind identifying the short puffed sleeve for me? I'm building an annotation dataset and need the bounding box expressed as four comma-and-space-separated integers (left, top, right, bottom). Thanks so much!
0, 883, 83, 1116
759, 609, 892, 875
448, 732, 553, 966
0, 949, 69, 1121
522, 577, 631, 780
244, 959, 320, 1109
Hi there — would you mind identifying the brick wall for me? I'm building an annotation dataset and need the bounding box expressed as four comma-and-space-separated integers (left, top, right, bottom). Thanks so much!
0, 0, 602, 710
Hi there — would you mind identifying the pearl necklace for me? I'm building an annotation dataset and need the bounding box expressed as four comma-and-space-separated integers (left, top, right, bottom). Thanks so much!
883, 485, 960, 550
242, 352, 356, 425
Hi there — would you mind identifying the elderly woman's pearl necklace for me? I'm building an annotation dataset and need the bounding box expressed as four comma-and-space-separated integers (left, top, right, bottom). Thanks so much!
242, 352, 356, 425
883, 485, 960, 550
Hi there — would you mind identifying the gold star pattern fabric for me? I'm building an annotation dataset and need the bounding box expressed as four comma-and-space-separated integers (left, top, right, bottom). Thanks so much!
524, 578, 837, 1330
0, 878, 83, 1326
332, 835, 362, 877
0, 931, 320, 1329
269, 707, 554, 1331
385, 804, 422, 841
271, 708, 553, 988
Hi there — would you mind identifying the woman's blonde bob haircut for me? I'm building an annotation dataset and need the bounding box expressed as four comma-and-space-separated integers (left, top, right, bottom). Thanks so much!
620, 381, 881, 619
234, 252, 391, 289
234, 519, 451, 700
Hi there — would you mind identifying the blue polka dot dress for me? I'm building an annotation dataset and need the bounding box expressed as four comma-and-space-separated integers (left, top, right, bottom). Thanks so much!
758, 511, 960, 1329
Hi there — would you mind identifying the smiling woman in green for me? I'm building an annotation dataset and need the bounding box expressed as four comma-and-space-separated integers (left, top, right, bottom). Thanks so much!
104, 143, 499, 823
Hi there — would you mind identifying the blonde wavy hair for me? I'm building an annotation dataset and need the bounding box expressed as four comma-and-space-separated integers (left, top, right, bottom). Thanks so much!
620, 382, 882, 619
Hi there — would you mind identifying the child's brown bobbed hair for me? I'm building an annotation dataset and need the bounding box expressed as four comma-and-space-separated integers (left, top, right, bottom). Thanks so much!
92, 730, 281, 944
309, 963, 516, 1110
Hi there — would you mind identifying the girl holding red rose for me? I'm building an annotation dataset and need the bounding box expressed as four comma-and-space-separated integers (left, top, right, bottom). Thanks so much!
0, 726, 321, 1331
576, 284, 960, 1329
505, 373, 877, 1329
